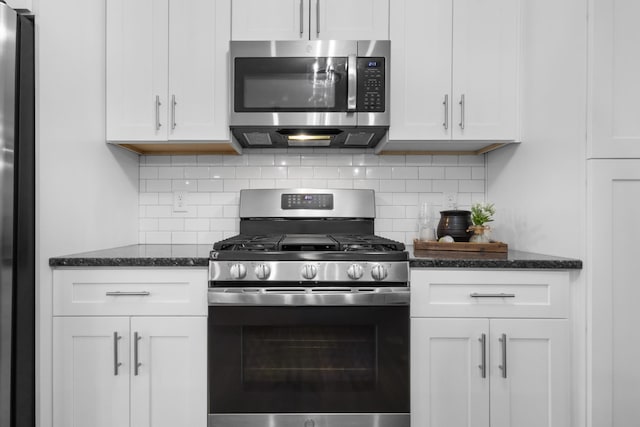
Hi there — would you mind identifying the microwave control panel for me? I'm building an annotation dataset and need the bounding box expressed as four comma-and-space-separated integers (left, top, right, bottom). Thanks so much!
357, 58, 385, 112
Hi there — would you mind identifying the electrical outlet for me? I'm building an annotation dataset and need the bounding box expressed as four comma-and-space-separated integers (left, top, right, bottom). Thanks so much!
443, 192, 458, 210
173, 191, 188, 212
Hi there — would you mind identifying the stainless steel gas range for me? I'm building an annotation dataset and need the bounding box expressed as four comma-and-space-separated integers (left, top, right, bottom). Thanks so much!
207, 189, 410, 427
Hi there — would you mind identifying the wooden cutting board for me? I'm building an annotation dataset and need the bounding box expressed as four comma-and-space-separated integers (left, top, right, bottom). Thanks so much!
413, 239, 508, 253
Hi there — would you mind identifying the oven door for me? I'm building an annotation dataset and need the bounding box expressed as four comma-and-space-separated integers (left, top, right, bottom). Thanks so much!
208, 301, 409, 427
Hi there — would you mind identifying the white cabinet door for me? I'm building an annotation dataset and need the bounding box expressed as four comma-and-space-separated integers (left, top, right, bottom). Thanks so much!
452, 0, 519, 140
411, 318, 490, 427
231, 0, 308, 40
389, 0, 452, 141
106, 0, 169, 141
130, 317, 207, 427
53, 317, 130, 427
388, 0, 519, 145
231, 0, 388, 40
489, 319, 570, 427
169, 0, 230, 141
590, 0, 640, 158
589, 160, 640, 426
311, 0, 389, 40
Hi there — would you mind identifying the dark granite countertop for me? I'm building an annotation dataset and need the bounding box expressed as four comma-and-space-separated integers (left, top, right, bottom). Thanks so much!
50, 244, 582, 269
49, 244, 211, 267
408, 245, 582, 269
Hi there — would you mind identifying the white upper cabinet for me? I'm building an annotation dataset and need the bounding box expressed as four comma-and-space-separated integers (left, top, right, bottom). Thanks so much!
107, 0, 234, 148
589, 0, 640, 158
386, 0, 520, 152
231, 0, 389, 40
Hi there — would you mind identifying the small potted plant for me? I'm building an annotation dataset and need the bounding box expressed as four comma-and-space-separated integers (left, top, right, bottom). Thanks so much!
467, 203, 496, 243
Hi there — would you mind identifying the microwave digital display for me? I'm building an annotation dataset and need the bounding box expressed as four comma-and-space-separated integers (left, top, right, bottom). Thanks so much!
367, 61, 380, 67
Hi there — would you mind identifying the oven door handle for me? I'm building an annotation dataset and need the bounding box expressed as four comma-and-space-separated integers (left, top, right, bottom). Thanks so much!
208, 288, 410, 306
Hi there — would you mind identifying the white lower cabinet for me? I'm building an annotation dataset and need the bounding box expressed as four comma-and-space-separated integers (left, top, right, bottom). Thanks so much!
411, 270, 571, 427
52, 268, 207, 427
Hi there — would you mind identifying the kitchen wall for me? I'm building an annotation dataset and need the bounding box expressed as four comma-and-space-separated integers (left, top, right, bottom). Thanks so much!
138, 150, 486, 244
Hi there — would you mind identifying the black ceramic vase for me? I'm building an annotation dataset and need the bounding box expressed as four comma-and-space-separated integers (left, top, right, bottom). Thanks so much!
437, 210, 473, 242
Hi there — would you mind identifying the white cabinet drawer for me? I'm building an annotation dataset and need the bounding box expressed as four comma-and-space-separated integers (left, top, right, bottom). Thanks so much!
53, 268, 207, 316
410, 270, 570, 318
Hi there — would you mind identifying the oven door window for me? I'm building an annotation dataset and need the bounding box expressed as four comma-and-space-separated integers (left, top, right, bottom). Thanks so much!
209, 306, 409, 414
234, 57, 349, 112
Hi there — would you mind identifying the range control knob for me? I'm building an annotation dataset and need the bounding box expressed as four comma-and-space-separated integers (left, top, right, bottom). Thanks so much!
229, 263, 247, 280
301, 264, 318, 280
347, 264, 364, 280
371, 264, 388, 281
255, 264, 271, 280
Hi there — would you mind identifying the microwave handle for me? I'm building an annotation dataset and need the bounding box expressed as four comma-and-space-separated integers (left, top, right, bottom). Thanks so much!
347, 55, 357, 111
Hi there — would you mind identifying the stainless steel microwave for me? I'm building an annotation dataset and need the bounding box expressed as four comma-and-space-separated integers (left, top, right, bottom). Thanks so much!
229, 40, 390, 148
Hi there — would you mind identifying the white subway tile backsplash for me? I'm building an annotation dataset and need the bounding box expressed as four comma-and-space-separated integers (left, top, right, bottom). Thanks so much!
405, 180, 432, 193
248, 154, 275, 166
184, 167, 210, 179
139, 151, 486, 244
459, 180, 485, 193
223, 205, 239, 218
158, 218, 184, 231
250, 179, 276, 189
366, 167, 392, 179
210, 167, 236, 179
198, 205, 224, 218
288, 167, 315, 179
185, 218, 210, 232
392, 167, 418, 179
223, 155, 249, 166
300, 179, 328, 188
198, 179, 224, 192
418, 166, 445, 179
379, 205, 405, 219
140, 167, 159, 179
224, 179, 250, 192
275, 155, 301, 166
339, 167, 365, 179
326, 179, 353, 189
380, 179, 405, 192
261, 167, 288, 179
146, 180, 172, 192
236, 167, 262, 179
301, 155, 327, 166
353, 180, 379, 192
172, 232, 198, 244
445, 167, 472, 180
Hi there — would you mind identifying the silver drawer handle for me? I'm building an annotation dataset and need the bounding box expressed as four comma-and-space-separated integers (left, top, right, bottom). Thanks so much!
470, 293, 516, 298
106, 291, 151, 296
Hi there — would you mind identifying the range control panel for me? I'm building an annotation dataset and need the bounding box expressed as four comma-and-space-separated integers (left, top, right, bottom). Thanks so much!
281, 193, 334, 210
357, 57, 385, 112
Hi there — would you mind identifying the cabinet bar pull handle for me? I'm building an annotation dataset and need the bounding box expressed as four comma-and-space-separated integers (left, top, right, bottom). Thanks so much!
470, 293, 516, 298
479, 333, 487, 378
499, 333, 507, 378
134, 332, 142, 376
316, 0, 320, 37
155, 95, 162, 130
106, 291, 151, 296
171, 95, 177, 130
459, 94, 465, 129
299, 0, 304, 37
113, 332, 122, 376
443, 94, 449, 130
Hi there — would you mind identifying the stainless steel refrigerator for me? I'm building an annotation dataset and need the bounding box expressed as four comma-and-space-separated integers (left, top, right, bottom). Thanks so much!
0, 1, 35, 426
